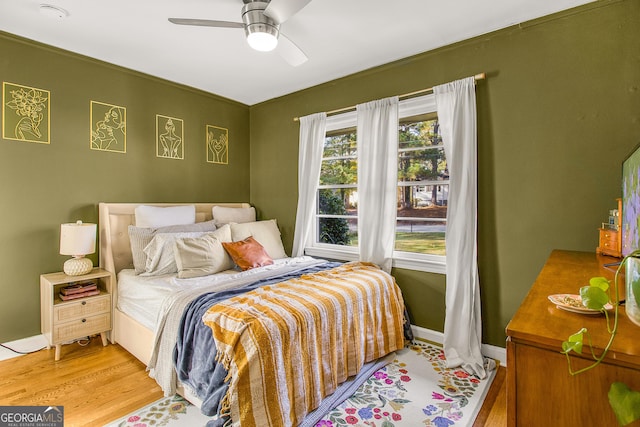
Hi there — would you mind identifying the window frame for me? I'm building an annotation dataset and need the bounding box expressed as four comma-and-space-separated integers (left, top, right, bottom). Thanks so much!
304, 94, 446, 274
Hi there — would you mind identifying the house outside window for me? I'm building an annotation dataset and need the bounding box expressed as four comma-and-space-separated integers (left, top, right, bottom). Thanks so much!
305, 94, 447, 274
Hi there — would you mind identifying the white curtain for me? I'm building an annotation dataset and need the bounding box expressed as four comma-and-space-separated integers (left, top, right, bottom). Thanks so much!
434, 77, 488, 378
292, 112, 327, 257
356, 97, 399, 272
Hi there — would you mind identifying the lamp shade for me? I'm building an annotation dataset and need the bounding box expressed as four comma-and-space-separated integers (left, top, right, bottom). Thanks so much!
60, 221, 96, 256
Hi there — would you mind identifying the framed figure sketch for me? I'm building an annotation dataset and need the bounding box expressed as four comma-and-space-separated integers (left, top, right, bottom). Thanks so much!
206, 125, 228, 164
2, 82, 50, 144
90, 100, 126, 153
156, 115, 184, 159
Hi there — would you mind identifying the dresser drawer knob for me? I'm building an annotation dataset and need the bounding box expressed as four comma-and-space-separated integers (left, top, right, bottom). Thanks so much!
82, 301, 87, 305
82, 318, 86, 323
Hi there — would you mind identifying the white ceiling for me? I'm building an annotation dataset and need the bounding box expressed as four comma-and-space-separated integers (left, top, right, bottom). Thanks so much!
0, 0, 595, 106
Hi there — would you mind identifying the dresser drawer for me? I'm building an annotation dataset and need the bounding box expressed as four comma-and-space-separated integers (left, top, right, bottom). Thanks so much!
54, 294, 110, 322
53, 312, 111, 343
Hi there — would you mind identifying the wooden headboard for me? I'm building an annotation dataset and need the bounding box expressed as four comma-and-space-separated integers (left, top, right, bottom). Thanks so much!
98, 202, 251, 275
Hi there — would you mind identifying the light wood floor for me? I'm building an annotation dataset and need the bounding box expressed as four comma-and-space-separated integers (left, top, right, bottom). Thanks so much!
0, 339, 507, 426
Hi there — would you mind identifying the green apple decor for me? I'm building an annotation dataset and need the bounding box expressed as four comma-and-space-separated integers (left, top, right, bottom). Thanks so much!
561, 250, 640, 426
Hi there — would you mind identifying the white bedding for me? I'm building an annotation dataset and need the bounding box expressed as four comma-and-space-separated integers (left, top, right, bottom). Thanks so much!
117, 270, 180, 330
116, 256, 325, 332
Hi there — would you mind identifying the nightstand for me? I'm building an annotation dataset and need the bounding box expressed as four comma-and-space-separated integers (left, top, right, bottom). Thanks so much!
40, 268, 112, 361
596, 198, 622, 258
596, 227, 621, 257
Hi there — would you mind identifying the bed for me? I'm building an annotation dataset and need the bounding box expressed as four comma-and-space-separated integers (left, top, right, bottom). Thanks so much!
98, 202, 409, 427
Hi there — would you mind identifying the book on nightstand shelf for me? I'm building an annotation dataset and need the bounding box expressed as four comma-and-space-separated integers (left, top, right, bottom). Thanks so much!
59, 280, 99, 300
59, 289, 100, 300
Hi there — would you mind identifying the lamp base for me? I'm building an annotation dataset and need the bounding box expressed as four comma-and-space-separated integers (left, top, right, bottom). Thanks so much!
63, 257, 93, 276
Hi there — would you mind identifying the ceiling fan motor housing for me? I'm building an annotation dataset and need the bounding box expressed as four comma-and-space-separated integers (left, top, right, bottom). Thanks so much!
242, 1, 280, 43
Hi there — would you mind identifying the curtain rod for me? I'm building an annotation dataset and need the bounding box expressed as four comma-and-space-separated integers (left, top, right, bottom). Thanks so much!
293, 72, 485, 122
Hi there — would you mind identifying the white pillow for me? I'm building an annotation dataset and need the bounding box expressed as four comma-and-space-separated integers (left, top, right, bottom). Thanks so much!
128, 220, 217, 274
230, 220, 287, 259
135, 205, 196, 228
142, 232, 207, 276
142, 224, 232, 276
174, 233, 234, 279
212, 206, 256, 226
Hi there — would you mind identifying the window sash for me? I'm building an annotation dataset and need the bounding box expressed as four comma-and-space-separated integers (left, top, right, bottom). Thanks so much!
318, 184, 357, 190
322, 154, 357, 161
397, 180, 449, 187
396, 217, 446, 222
398, 144, 444, 153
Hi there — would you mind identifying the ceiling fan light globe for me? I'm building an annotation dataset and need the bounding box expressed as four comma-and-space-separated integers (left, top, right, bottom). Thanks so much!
247, 31, 278, 52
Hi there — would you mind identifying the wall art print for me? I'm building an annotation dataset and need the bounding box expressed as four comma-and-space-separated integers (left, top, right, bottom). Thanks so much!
206, 125, 228, 164
90, 100, 126, 153
2, 82, 50, 144
156, 114, 184, 159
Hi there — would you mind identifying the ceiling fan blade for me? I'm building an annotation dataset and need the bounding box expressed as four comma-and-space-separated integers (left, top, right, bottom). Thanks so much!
277, 33, 308, 67
263, 0, 312, 24
168, 18, 245, 29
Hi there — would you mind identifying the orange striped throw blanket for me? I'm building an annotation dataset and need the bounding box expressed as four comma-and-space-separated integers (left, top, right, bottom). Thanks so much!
202, 262, 407, 427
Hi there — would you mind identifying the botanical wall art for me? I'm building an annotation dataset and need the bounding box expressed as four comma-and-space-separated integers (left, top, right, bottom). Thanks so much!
90, 100, 126, 153
2, 82, 50, 144
156, 114, 184, 159
206, 125, 228, 164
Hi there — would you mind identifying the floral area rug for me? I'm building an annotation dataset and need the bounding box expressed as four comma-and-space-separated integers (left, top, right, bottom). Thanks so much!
105, 340, 496, 427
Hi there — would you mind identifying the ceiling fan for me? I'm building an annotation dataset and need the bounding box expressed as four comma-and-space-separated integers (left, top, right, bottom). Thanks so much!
168, 0, 312, 66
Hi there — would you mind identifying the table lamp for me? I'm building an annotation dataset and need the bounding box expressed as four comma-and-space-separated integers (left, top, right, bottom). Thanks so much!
60, 220, 97, 276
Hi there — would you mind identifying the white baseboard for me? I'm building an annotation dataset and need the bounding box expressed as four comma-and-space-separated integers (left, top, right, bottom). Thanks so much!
481, 342, 507, 367
411, 325, 506, 367
2, 328, 508, 367
0, 334, 48, 361
410, 324, 445, 344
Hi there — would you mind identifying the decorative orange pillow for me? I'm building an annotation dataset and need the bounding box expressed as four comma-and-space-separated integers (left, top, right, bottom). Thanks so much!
222, 236, 274, 271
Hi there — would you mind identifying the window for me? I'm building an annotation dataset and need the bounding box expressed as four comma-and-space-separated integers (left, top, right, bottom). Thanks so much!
396, 114, 447, 256
306, 95, 447, 273
318, 127, 358, 247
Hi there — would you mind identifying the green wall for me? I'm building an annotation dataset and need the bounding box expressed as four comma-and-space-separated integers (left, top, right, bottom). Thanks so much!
1, 0, 638, 347
249, 0, 640, 347
0, 34, 251, 342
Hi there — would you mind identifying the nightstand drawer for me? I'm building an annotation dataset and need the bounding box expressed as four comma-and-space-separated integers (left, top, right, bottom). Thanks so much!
599, 229, 618, 245
53, 312, 111, 343
600, 240, 618, 250
54, 294, 111, 322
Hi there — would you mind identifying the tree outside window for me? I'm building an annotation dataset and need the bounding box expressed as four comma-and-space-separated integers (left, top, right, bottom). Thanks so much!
316, 115, 447, 255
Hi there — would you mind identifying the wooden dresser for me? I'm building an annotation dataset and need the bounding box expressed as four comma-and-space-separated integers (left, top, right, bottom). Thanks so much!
506, 250, 640, 426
